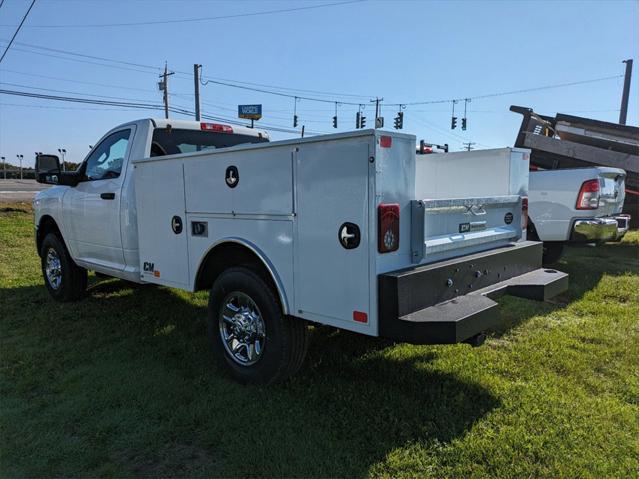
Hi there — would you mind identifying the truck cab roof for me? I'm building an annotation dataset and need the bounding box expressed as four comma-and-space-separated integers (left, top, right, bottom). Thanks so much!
150, 118, 269, 141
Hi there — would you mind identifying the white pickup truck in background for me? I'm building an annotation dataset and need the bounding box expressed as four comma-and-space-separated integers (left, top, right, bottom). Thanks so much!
527, 167, 630, 263
33, 119, 568, 384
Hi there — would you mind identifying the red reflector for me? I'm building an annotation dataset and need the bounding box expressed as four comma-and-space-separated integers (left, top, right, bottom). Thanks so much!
200, 122, 233, 133
378, 203, 400, 253
521, 196, 528, 230
380, 136, 392, 148
353, 311, 368, 323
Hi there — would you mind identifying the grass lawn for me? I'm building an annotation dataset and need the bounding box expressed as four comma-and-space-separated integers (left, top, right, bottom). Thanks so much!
1, 201, 638, 478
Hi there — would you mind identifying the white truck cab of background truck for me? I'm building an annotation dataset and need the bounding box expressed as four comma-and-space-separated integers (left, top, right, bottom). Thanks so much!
34, 119, 568, 384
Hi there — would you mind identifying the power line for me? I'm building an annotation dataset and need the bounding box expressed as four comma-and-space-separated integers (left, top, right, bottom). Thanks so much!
197, 66, 371, 99
1, 39, 625, 111
0, 88, 165, 109
0, 0, 37, 63
9, 41, 159, 71
0, 88, 328, 135
0, 69, 160, 94
0, 102, 153, 112
196, 75, 364, 106
2, 40, 372, 101
386, 74, 624, 107
0, 81, 160, 103
1, 0, 364, 28
3, 45, 161, 75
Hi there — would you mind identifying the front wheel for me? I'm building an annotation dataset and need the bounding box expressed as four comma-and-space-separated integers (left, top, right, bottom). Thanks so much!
40, 233, 87, 302
207, 267, 308, 385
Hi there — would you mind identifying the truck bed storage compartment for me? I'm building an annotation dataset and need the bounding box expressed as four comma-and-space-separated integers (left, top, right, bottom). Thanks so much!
294, 137, 372, 331
183, 147, 293, 215
135, 160, 190, 288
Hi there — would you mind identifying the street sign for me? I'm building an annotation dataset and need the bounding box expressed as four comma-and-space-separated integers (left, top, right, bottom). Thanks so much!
238, 104, 262, 120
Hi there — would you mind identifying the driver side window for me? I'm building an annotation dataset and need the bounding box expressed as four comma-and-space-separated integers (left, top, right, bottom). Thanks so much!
84, 129, 131, 181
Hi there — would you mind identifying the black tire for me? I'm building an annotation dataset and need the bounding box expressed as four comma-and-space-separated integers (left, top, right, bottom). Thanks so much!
207, 267, 308, 385
542, 241, 564, 265
40, 232, 87, 302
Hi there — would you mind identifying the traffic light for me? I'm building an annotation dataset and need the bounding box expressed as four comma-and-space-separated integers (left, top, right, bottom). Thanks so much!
360, 115, 366, 128
332, 116, 338, 128
461, 118, 467, 131
394, 111, 404, 129
356, 112, 361, 129
451, 116, 458, 129
293, 115, 298, 128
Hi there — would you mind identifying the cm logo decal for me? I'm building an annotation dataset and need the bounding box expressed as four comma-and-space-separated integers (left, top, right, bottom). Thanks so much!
225, 165, 239, 188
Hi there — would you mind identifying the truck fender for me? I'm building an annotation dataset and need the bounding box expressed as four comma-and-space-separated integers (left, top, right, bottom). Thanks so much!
193, 237, 290, 315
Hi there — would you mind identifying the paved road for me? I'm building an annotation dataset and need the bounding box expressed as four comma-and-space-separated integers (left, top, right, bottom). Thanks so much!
0, 179, 51, 202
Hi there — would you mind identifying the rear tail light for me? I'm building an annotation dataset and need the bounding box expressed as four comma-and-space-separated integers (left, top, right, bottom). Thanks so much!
378, 203, 400, 253
201, 122, 233, 133
521, 197, 528, 230
576, 179, 600, 210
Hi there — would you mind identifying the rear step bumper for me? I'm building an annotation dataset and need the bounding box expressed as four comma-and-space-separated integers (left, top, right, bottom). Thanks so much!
378, 241, 568, 344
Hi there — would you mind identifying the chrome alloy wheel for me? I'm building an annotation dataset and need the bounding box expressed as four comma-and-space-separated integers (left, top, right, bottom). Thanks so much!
219, 291, 266, 366
45, 248, 62, 290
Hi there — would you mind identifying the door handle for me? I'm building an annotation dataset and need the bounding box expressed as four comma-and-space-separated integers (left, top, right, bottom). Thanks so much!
100, 192, 115, 200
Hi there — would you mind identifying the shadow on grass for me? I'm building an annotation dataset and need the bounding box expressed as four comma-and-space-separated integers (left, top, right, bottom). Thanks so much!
1, 279, 498, 478
492, 239, 639, 337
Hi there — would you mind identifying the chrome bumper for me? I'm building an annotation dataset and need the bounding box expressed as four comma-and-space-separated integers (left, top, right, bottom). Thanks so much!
571, 214, 631, 242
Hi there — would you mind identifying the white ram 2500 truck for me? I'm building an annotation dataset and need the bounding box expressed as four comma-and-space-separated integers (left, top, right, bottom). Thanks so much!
34, 119, 568, 384
528, 167, 630, 263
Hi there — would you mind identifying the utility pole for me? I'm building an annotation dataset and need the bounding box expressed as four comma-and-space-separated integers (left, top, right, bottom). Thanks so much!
158, 62, 174, 120
462, 142, 476, 151
1, 157, 5, 180
16, 154, 23, 180
619, 59, 633, 125
193, 64, 201, 121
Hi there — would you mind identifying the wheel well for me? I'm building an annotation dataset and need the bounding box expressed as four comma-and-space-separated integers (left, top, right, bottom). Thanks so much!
194, 242, 286, 312
36, 215, 62, 256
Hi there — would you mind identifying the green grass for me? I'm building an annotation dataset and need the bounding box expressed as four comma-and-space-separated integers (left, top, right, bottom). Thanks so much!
1, 201, 638, 478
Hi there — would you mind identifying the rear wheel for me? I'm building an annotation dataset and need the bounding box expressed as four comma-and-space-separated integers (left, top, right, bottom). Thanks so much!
208, 267, 308, 385
542, 241, 564, 265
40, 233, 87, 302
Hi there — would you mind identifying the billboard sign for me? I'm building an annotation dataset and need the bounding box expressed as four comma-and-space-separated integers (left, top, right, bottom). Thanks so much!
238, 104, 262, 120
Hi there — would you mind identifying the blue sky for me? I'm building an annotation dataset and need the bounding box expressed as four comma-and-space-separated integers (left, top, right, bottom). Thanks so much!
1, 0, 638, 166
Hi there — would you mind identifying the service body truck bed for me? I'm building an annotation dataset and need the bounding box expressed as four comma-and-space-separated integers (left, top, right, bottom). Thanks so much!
133, 130, 566, 344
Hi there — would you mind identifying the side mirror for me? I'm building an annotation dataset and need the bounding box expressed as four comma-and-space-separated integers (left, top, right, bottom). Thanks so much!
35, 154, 61, 184
35, 154, 81, 186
